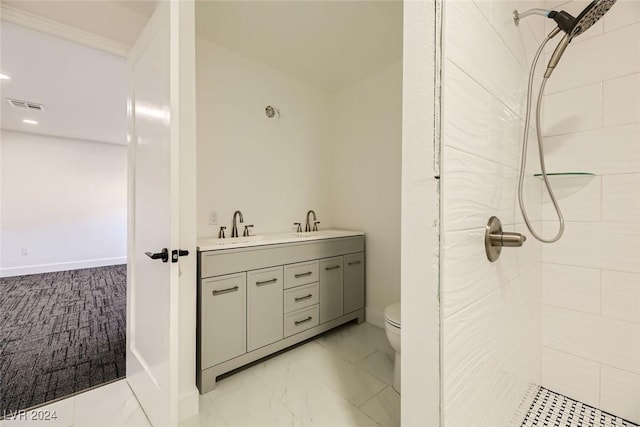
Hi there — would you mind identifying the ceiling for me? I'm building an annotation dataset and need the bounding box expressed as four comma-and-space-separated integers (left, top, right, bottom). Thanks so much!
195, 1, 403, 89
0, 20, 128, 145
0, 0, 402, 144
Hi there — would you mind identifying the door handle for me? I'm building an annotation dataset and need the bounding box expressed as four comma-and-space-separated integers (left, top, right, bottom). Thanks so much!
145, 248, 169, 263
171, 249, 190, 263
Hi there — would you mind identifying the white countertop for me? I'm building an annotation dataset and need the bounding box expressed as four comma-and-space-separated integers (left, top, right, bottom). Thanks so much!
197, 229, 364, 252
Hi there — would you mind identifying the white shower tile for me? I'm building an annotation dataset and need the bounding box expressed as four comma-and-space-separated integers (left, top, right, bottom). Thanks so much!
543, 124, 640, 175
444, 278, 540, 427
600, 316, 640, 374
541, 175, 601, 222
443, 147, 518, 231
445, 0, 527, 116
541, 221, 640, 273
600, 365, 640, 424
490, 0, 529, 67
542, 305, 602, 364
602, 174, 640, 223
601, 270, 640, 324
546, 24, 640, 93
604, 0, 640, 32
443, 227, 520, 318
542, 263, 601, 315
543, 83, 603, 136
604, 73, 640, 127
443, 60, 524, 169
541, 347, 600, 408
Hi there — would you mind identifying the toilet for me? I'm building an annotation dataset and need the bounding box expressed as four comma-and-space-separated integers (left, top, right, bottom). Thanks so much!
384, 302, 401, 393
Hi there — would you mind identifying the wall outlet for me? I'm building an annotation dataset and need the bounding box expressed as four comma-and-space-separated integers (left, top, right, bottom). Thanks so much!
208, 211, 218, 225
21, 248, 29, 256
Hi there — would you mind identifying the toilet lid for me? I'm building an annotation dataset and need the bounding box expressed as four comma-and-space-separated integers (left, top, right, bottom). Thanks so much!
384, 303, 401, 328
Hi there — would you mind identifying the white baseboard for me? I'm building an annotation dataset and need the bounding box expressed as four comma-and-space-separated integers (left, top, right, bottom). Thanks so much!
366, 306, 385, 329
0, 257, 127, 278
179, 387, 200, 421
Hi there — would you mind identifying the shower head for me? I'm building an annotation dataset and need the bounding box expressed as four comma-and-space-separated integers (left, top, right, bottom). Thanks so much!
544, 0, 617, 78
548, 0, 617, 39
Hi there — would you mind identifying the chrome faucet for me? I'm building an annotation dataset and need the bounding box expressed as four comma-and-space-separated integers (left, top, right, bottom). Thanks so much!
305, 210, 319, 232
231, 210, 244, 237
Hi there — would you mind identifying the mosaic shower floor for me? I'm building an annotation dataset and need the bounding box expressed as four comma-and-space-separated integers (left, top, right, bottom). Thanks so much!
523, 387, 638, 427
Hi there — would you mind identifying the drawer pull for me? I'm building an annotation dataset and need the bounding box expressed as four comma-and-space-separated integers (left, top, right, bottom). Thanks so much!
325, 265, 341, 271
256, 278, 278, 286
294, 316, 313, 326
294, 271, 313, 278
294, 294, 313, 302
212, 286, 239, 296
348, 260, 362, 266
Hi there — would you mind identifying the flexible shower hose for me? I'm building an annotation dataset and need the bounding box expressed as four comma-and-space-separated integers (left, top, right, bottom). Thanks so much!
517, 29, 565, 243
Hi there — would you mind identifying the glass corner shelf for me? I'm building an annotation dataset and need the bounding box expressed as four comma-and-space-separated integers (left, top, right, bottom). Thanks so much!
533, 172, 595, 177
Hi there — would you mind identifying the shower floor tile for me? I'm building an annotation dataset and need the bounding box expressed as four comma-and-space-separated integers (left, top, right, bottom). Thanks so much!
523, 387, 639, 427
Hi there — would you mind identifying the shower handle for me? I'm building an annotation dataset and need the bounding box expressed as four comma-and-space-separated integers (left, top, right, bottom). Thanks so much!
490, 231, 527, 248
485, 216, 527, 262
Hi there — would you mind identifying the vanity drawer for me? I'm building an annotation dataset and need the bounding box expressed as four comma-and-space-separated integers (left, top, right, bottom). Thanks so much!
284, 261, 319, 289
284, 305, 320, 337
284, 282, 319, 313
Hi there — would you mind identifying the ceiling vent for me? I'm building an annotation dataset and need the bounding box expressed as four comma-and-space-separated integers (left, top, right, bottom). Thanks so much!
7, 98, 44, 112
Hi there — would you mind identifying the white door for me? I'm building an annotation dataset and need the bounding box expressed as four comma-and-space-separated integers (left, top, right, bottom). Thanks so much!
126, 2, 194, 426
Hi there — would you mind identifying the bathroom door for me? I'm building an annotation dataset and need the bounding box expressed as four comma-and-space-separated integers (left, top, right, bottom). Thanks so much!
126, 2, 195, 426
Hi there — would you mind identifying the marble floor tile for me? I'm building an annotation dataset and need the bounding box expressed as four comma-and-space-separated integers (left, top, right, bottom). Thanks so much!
360, 386, 401, 427
294, 342, 387, 407
355, 350, 395, 385
315, 323, 394, 363
73, 380, 150, 427
1, 323, 399, 427
251, 349, 324, 404
285, 383, 380, 427
210, 379, 294, 427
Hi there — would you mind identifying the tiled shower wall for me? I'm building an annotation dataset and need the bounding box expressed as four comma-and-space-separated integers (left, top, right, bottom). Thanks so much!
539, 1, 640, 423
441, 0, 544, 425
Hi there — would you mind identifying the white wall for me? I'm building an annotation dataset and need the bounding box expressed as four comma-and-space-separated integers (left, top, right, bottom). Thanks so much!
401, 1, 440, 425
195, 35, 403, 329
196, 38, 333, 238
329, 61, 402, 327
0, 130, 127, 277
441, 0, 545, 425
540, 1, 640, 422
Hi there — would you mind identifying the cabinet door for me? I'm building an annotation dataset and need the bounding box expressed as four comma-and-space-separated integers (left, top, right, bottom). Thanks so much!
343, 253, 365, 314
247, 266, 283, 352
201, 272, 246, 369
319, 257, 343, 323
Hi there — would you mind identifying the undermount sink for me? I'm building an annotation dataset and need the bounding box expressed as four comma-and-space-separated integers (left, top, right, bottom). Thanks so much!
197, 229, 364, 251
203, 235, 265, 246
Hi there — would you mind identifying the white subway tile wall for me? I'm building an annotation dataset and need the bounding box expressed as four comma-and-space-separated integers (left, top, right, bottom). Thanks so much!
541, 2, 640, 422
442, 0, 545, 425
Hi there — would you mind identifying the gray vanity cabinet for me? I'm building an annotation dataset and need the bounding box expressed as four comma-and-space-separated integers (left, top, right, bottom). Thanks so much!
197, 234, 365, 393
247, 266, 283, 352
343, 252, 365, 314
319, 257, 344, 323
201, 272, 247, 368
